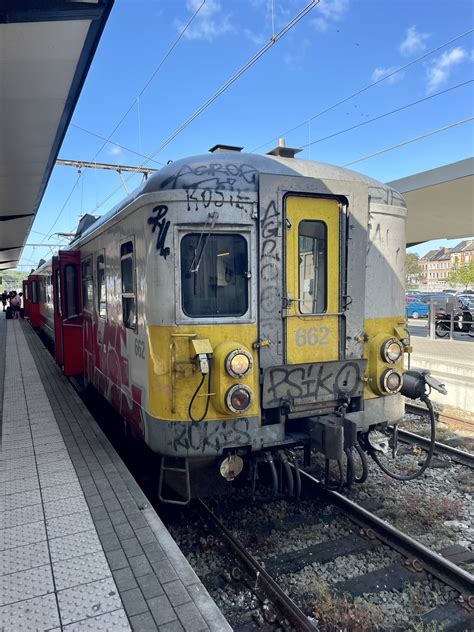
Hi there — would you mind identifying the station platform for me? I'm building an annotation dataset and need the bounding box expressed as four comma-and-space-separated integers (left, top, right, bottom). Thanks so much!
406, 335, 474, 412
0, 319, 231, 632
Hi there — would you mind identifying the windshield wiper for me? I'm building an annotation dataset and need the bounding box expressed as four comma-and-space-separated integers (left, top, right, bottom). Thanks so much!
189, 211, 219, 273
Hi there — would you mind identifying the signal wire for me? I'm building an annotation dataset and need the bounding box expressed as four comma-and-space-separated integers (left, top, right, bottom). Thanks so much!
299, 79, 473, 149
91, 0, 320, 213
252, 27, 474, 152
343, 116, 474, 167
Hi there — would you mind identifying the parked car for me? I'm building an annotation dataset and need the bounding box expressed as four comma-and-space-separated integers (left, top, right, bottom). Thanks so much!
417, 293, 448, 304
405, 297, 429, 319
457, 295, 474, 311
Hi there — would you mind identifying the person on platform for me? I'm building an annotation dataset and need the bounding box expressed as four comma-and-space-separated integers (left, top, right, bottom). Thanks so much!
10, 291, 21, 319
1, 291, 7, 312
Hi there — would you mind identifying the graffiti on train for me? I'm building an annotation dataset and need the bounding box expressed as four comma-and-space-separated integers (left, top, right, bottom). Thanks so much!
160, 162, 258, 191
169, 418, 252, 453
148, 204, 171, 259
185, 188, 253, 212
263, 360, 366, 407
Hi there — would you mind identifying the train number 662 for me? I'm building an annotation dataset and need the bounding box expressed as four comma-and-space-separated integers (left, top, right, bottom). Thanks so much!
295, 326, 330, 346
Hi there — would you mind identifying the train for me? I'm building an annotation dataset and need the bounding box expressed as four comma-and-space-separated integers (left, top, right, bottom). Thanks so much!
24, 142, 443, 503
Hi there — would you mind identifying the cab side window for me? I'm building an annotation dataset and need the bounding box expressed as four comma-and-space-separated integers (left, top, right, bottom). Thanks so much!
121, 241, 136, 329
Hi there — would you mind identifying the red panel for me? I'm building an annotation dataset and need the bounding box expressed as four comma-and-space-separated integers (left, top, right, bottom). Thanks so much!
59, 250, 84, 377
28, 275, 41, 329
52, 256, 63, 367
22, 280, 31, 319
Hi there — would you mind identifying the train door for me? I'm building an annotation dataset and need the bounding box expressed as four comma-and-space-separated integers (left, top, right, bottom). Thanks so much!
22, 279, 30, 319
29, 275, 40, 328
284, 196, 341, 364
52, 256, 63, 366
53, 251, 84, 376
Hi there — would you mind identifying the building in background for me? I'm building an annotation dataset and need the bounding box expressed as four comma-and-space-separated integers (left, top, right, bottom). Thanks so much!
419, 240, 474, 290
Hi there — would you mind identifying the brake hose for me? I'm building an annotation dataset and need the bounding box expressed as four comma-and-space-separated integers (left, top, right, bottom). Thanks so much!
369, 395, 436, 481
188, 363, 212, 423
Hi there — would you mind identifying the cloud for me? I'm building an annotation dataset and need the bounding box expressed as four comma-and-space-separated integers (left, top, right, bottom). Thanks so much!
371, 66, 404, 84
399, 25, 430, 56
176, 0, 234, 42
108, 145, 125, 157
284, 38, 311, 68
243, 28, 266, 46
426, 46, 468, 92
311, 0, 349, 33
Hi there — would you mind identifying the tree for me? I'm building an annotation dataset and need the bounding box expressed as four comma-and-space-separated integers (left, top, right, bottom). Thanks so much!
406, 253, 421, 289
448, 261, 474, 289
0, 270, 28, 292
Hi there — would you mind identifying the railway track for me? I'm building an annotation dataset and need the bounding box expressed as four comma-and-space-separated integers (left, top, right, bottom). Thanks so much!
196, 471, 474, 631
403, 402, 474, 467
406, 402, 474, 433
397, 427, 474, 468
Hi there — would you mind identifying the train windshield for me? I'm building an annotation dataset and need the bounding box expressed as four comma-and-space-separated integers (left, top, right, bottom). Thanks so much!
181, 233, 248, 317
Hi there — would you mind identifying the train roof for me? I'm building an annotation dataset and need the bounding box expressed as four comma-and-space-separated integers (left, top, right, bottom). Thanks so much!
54, 152, 404, 259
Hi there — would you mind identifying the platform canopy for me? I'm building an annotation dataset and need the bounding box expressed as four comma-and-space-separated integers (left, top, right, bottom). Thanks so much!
388, 157, 474, 247
0, 0, 113, 271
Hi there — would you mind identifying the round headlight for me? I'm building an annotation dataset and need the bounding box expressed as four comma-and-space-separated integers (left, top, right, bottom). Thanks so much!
225, 349, 253, 378
381, 369, 403, 394
381, 338, 403, 364
226, 385, 253, 413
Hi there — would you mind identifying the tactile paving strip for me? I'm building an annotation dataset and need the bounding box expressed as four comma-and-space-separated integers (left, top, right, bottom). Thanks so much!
57, 576, 123, 625
0, 564, 54, 607
0, 593, 60, 631
0, 540, 50, 576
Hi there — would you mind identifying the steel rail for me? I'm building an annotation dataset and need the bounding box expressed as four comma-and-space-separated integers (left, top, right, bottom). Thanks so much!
197, 499, 317, 631
397, 428, 474, 469
298, 469, 474, 604
405, 402, 474, 431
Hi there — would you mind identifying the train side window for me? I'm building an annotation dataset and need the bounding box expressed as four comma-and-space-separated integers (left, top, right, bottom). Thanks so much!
24, 283, 29, 301
31, 280, 38, 304
298, 220, 327, 314
97, 254, 106, 318
64, 264, 79, 318
55, 268, 62, 316
181, 233, 248, 317
40, 278, 46, 303
81, 259, 93, 312
121, 241, 136, 329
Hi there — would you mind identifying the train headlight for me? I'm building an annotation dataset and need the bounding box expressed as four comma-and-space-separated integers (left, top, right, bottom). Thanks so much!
381, 338, 403, 364
381, 369, 403, 394
226, 384, 253, 413
225, 349, 253, 378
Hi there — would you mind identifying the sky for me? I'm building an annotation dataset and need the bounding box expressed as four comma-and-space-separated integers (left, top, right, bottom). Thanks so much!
19, 0, 474, 270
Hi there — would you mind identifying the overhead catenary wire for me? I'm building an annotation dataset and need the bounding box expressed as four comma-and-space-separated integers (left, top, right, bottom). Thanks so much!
91, 0, 320, 214
35, 0, 208, 262
142, 0, 319, 165
252, 27, 474, 152
299, 79, 473, 149
343, 116, 474, 167
45, 170, 83, 238
70, 124, 164, 166
89, 0, 208, 163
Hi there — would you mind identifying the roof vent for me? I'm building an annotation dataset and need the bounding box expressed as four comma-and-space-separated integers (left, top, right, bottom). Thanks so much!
266, 137, 302, 159
75, 213, 99, 238
209, 144, 243, 153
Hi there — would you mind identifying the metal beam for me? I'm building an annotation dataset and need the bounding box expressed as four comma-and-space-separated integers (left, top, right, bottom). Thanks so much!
56, 158, 157, 176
